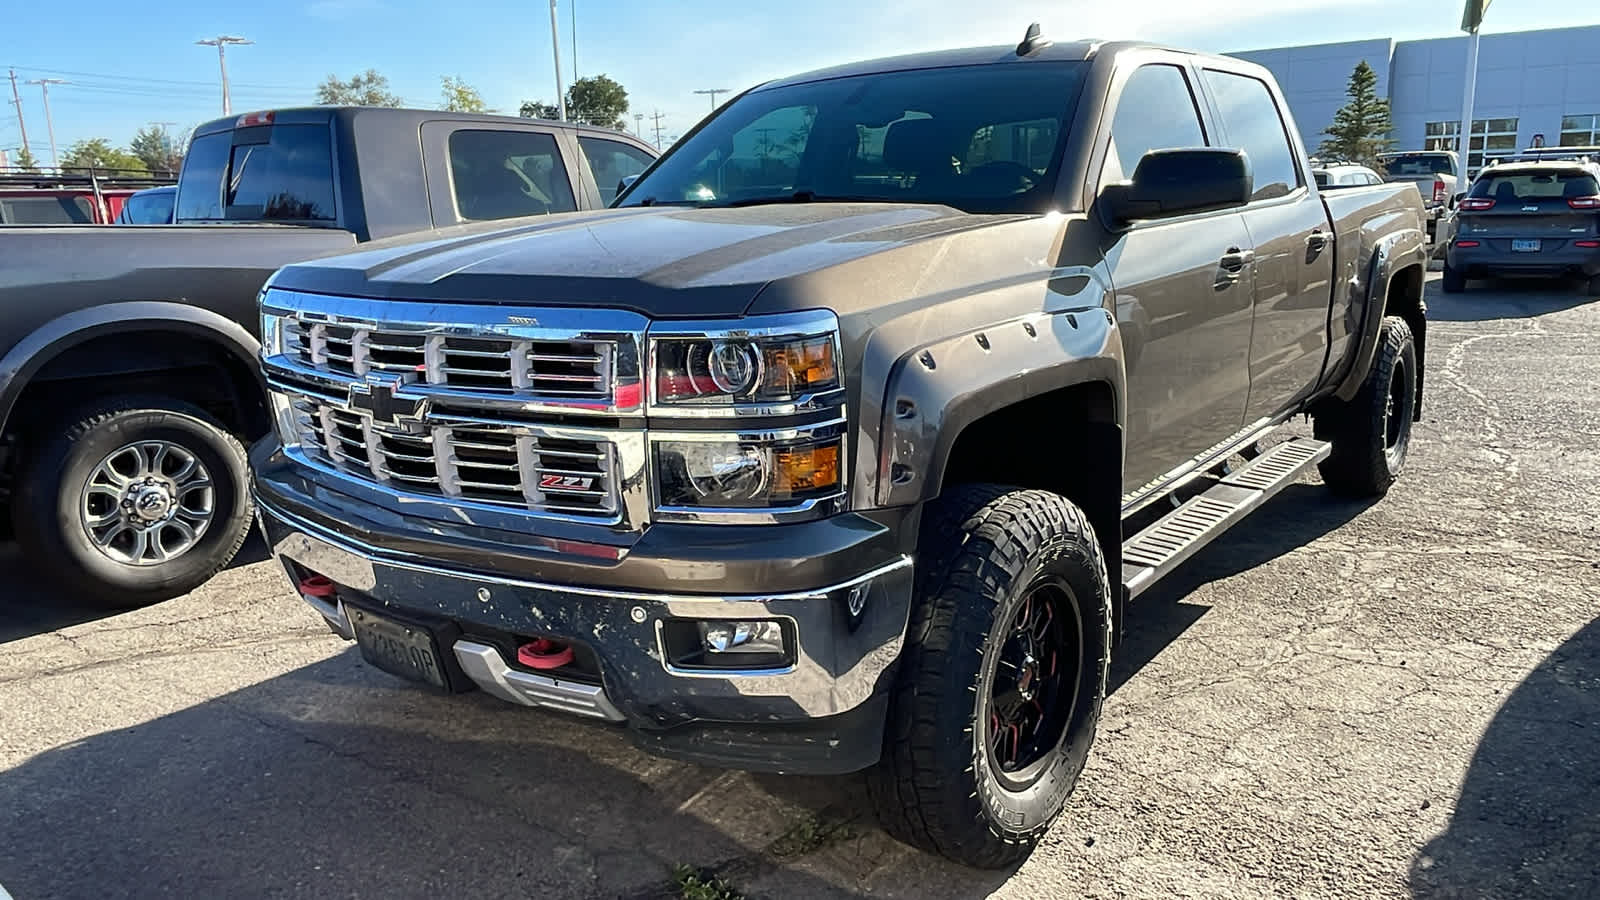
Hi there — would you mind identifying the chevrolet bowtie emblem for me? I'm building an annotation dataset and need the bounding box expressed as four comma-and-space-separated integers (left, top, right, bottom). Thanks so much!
348, 378, 430, 431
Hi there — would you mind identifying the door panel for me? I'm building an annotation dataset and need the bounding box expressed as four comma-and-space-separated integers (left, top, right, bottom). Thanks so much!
1114, 212, 1255, 491
1239, 196, 1336, 420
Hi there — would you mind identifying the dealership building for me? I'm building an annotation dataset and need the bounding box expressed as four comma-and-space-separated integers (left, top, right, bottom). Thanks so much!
1234, 24, 1600, 175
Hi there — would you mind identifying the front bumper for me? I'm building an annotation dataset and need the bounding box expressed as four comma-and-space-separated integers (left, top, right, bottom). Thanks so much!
253, 440, 915, 774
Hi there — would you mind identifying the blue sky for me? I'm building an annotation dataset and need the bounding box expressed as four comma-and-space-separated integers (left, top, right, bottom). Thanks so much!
3, 0, 1596, 162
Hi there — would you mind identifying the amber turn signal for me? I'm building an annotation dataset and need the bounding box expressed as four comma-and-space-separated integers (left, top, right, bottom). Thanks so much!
773, 442, 841, 496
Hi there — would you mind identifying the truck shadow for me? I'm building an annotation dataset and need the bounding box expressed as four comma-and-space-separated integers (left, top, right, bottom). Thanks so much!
1410, 617, 1600, 899
0, 651, 1002, 900
1427, 278, 1596, 321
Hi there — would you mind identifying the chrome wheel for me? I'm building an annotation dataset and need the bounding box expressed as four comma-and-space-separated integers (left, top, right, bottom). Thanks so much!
79, 440, 214, 566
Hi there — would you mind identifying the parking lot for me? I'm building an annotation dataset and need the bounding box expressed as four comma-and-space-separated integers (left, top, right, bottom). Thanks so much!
1, 273, 1596, 899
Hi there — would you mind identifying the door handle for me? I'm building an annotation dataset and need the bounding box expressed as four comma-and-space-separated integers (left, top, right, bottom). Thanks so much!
1219, 248, 1254, 272
1306, 230, 1329, 252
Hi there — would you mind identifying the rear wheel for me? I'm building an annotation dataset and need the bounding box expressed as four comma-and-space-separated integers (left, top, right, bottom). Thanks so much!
1314, 316, 1417, 497
868, 486, 1111, 869
11, 395, 253, 608
1442, 263, 1465, 293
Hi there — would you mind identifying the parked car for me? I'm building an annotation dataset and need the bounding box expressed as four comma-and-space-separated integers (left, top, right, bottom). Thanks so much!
114, 185, 176, 224
251, 29, 1428, 868
1379, 150, 1459, 240
0, 107, 656, 605
1312, 162, 1385, 188
0, 168, 174, 224
1443, 155, 1600, 293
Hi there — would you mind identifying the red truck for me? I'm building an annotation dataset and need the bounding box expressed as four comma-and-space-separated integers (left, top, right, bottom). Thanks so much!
0, 168, 176, 224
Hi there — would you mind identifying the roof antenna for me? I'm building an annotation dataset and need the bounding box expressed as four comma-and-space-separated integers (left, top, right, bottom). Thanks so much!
1016, 22, 1052, 57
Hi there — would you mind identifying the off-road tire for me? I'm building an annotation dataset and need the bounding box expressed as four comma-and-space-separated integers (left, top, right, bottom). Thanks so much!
1441, 263, 1465, 293
867, 486, 1112, 869
1314, 316, 1417, 497
11, 395, 253, 608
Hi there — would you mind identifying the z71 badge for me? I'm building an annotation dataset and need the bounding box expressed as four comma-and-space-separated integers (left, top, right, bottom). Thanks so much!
539, 474, 594, 491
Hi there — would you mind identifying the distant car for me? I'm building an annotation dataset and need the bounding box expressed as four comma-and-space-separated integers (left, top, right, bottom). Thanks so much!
1379, 150, 1459, 239
1312, 163, 1385, 189
114, 185, 176, 224
1444, 158, 1600, 294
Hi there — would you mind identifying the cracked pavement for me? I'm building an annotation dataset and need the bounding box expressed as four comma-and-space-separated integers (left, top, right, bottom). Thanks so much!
1, 273, 1596, 899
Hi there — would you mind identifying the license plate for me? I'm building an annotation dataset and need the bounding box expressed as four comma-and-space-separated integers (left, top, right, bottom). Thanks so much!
350, 606, 447, 689
1512, 239, 1541, 252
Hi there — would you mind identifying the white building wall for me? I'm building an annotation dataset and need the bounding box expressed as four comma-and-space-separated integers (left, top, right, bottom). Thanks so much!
1234, 25, 1600, 168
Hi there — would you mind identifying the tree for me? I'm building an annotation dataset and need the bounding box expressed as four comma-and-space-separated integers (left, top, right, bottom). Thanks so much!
61, 138, 149, 174
13, 146, 38, 171
520, 74, 630, 129
1317, 60, 1394, 170
519, 100, 562, 120
316, 69, 404, 107
129, 125, 183, 175
439, 76, 488, 113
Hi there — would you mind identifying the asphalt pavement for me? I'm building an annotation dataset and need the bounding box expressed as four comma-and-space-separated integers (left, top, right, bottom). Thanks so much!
1, 273, 1596, 899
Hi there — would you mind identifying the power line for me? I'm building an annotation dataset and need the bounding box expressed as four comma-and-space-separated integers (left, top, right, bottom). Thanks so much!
1, 63, 298, 91
24, 78, 66, 168
650, 109, 666, 148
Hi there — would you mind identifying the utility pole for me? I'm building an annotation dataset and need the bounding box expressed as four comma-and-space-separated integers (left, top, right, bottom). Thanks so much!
548, 0, 567, 121
7, 69, 30, 163
196, 36, 252, 115
25, 78, 66, 170
693, 88, 730, 112
650, 110, 666, 149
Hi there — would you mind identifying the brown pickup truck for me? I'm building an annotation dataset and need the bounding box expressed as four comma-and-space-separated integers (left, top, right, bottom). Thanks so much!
252, 28, 1428, 868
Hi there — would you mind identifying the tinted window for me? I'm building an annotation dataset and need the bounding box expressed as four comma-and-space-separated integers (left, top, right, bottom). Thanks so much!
1470, 170, 1599, 201
1104, 64, 1207, 183
0, 195, 94, 224
226, 125, 336, 220
448, 129, 577, 220
1382, 154, 1455, 177
175, 132, 230, 220
620, 62, 1087, 214
1202, 70, 1301, 201
578, 136, 655, 205
175, 125, 336, 222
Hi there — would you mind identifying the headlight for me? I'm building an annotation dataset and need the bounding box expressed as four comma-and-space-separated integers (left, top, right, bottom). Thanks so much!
649, 311, 841, 411
653, 423, 845, 518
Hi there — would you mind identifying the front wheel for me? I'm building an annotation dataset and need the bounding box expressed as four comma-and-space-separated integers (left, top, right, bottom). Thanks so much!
868, 486, 1112, 868
11, 395, 253, 608
1314, 315, 1418, 497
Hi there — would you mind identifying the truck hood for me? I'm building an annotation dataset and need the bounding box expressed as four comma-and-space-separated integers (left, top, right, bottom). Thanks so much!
268, 204, 1000, 318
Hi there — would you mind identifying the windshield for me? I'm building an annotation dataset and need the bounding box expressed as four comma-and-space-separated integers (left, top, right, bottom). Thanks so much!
620, 62, 1087, 214
1382, 154, 1454, 177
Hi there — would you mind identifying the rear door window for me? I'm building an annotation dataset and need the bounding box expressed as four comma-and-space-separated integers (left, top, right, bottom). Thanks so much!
175, 125, 336, 222
447, 129, 578, 220
1201, 69, 1302, 201
577, 136, 655, 205
0, 195, 94, 224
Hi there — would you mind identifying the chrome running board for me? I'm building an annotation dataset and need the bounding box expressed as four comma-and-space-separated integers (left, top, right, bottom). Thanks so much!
1122, 438, 1330, 599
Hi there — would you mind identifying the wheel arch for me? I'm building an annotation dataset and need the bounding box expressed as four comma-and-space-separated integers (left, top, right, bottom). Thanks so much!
1330, 228, 1428, 415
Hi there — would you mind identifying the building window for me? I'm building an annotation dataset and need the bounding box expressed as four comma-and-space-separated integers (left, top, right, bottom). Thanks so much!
1423, 118, 1520, 174
1561, 115, 1600, 147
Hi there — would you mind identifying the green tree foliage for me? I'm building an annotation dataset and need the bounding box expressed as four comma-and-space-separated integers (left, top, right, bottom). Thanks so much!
316, 69, 404, 107
521, 75, 630, 130
129, 125, 183, 175
440, 76, 489, 113
13, 146, 38, 171
1317, 61, 1394, 170
61, 138, 150, 174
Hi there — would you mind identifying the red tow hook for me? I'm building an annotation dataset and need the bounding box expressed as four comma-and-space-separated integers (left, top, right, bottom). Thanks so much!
516, 638, 575, 670
298, 575, 337, 599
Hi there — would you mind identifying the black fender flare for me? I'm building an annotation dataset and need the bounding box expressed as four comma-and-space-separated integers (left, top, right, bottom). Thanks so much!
1329, 227, 1427, 403
0, 300, 264, 436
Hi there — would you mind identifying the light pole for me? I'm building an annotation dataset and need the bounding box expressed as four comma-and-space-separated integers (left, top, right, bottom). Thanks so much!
693, 88, 730, 112
634, 113, 644, 138
25, 78, 66, 170
548, 0, 567, 121
1457, 0, 1491, 173
196, 36, 252, 115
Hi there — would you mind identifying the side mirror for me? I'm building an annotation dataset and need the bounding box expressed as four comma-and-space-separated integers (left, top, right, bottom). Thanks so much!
1100, 148, 1252, 228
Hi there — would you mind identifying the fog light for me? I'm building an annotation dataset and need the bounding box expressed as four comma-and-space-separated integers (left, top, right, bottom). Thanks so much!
699, 620, 785, 654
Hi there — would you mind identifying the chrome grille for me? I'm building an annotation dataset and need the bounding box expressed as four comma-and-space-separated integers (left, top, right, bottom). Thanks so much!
289, 394, 617, 517
285, 321, 613, 398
